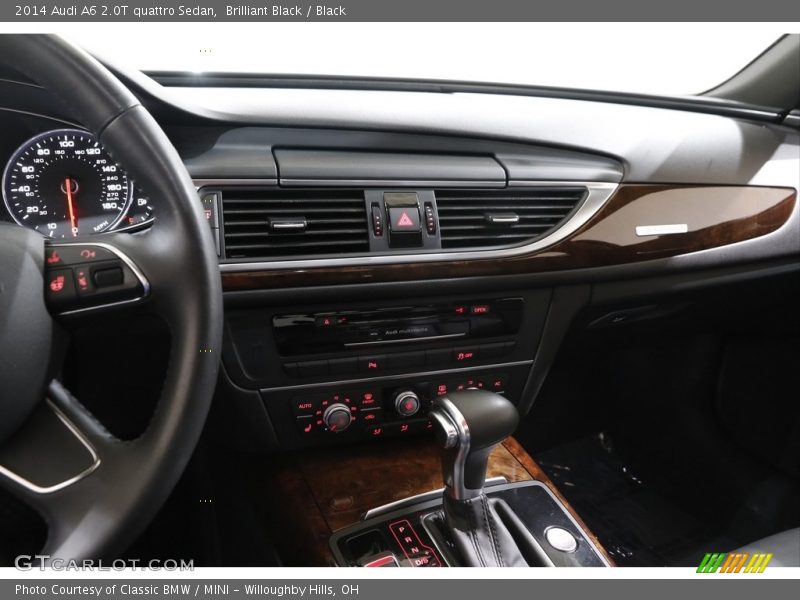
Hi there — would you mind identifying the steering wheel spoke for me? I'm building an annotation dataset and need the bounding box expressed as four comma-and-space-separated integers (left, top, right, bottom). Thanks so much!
0, 381, 111, 529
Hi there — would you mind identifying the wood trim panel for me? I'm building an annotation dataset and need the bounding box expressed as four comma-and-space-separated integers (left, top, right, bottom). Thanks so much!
222, 185, 796, 291
264, 437, 613, 566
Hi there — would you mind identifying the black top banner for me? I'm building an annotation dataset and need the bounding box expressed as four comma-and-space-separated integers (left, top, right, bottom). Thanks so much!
3, 0, 800, 21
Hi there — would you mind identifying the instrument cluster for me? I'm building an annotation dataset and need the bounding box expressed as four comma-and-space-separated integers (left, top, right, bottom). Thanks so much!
2, 126, 154, 238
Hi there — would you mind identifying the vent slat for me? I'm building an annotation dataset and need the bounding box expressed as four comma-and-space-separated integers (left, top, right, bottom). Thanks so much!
436, 188, 585, 249
221, 189, 369, 259
225, 229, 367, 239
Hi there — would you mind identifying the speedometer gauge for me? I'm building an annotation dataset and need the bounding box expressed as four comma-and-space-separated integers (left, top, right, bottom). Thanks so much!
2, 129, 131, 238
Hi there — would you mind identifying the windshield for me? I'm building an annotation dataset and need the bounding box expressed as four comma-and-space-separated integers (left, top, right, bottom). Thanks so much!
70, 25, 782, 96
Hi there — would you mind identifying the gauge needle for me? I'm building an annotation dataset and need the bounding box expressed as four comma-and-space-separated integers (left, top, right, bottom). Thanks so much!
64, 177, 78, 237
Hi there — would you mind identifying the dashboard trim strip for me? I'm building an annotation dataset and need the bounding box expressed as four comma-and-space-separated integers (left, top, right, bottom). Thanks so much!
279, 178, 506, 188
221, 185, 797, 291
258, 359, 533, 393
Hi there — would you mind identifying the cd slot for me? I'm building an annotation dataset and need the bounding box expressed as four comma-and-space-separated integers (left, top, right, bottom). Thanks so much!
272, 298, 523, 357
345, 332, 467, 348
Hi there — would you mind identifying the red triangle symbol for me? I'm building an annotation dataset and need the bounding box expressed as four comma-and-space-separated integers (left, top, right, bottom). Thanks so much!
397, 211, 414, 227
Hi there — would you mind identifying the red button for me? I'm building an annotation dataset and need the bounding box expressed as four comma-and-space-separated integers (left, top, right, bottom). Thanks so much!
294, 400, 315, 414
49, 273, 67, 293
75, 268, 91, 293
45, 248, 63, 266
454, 306, 467, 315
296, 417, 315, 434
471, 305, 490, 315
454, 349, 478, 362
359, 355, 385, 372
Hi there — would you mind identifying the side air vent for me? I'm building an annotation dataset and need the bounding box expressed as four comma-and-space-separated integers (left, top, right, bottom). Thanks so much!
435, 187, 587, 249
220, 189, 369, 260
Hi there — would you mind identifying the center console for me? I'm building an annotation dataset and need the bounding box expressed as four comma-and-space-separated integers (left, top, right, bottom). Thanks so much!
222, 288, 611, 567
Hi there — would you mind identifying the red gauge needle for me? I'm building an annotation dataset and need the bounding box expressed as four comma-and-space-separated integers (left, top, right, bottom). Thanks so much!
64, 177, 78, 237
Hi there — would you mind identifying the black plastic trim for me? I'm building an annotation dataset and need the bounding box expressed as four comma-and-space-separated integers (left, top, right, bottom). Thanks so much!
145, 72, 784, 124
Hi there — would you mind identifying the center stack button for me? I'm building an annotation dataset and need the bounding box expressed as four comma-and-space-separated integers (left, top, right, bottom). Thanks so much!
394, 390, 421, 417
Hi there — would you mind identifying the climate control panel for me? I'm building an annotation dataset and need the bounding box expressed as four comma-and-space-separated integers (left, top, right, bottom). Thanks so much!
279, 369, 514, 446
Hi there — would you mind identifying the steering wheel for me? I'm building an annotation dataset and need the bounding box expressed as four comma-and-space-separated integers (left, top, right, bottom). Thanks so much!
0, 35, 223, 560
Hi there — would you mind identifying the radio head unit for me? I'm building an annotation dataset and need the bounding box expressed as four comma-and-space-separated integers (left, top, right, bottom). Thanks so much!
272, 298, 524, 356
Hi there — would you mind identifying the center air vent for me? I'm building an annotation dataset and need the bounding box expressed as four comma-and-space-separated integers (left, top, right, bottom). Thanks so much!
435, 187, 587, 249
220, 189, 369, 260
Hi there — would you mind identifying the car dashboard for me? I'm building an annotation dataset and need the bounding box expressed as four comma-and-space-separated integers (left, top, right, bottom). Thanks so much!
1, 59, 798, 567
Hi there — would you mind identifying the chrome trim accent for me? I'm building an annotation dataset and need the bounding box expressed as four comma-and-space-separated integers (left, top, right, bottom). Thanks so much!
434, 396, 480, 501
49, 242, 151, 316
281, 178, 505, 188
0, 400, 100, 494
344, 332, 465, 348
430, 411, 458, 449
362, 477, 508, 521
635, 224, 688, 236
545, 526, 578, 553
486, 213, 521, 225
271, 220, 307, 231
210, 181, 617, 272
194, 178, 278, 187
259, 359, 532, 392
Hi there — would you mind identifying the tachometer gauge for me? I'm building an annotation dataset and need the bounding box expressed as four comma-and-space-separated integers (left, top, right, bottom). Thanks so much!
2, 128, 131, 238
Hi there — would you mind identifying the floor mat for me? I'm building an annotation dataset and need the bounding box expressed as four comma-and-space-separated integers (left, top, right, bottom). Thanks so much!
535, 433, 737, 566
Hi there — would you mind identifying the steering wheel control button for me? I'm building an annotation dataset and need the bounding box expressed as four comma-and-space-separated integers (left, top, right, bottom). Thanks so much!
45, 268, 77, 307
92, 266, 124, 288
545, 527, 578, 553
49, 244, 117, 265
45, 247, 64, 266
74, 267, 94, 294
43, 244, 147, 314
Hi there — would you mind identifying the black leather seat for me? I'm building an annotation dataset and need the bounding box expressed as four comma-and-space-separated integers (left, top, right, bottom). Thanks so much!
734, 528, 800, 567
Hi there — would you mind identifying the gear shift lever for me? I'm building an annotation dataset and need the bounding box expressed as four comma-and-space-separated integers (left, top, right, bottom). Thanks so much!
430, 389, 519, 500
429, 389, 529, 567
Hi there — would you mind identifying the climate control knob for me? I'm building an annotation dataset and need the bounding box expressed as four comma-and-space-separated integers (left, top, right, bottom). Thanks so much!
323, 403, 353, 432
394, 390, 421, 417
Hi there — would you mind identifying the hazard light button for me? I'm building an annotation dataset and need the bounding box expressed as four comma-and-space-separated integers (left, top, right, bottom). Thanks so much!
387, 206, 422, 247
